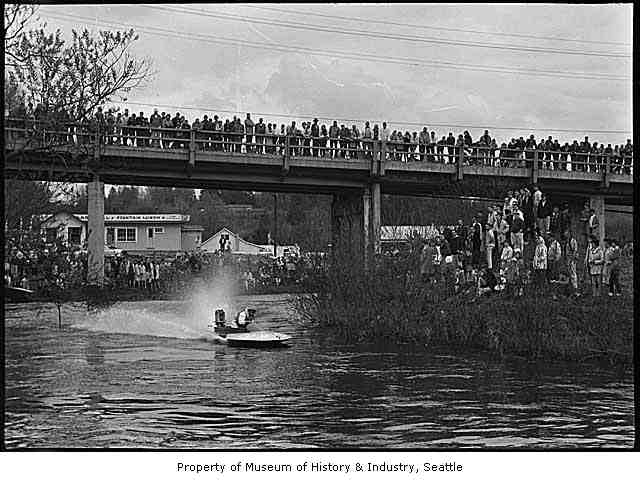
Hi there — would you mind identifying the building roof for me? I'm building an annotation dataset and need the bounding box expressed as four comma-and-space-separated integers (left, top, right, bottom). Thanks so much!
181, 224, 203, 232
381, 225, 440, 241
201, 227, 269, 253
39, 212, 191, 223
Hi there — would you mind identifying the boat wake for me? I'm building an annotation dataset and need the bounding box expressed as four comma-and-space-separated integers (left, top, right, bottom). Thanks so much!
72, 277, 237, 340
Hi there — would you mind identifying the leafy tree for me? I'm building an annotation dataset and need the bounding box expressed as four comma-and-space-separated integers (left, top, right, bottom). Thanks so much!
10, 26, 153, 122
4, 3, 39, 69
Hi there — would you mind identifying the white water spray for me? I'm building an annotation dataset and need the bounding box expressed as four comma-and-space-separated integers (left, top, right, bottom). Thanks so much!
73, 269, 240, 339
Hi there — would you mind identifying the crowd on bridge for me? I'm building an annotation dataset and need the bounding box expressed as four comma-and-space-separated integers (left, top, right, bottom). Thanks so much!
5, 103, 634, 174
416, 184, 630, 299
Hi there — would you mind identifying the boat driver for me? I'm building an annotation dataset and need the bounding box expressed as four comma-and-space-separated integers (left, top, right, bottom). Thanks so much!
236, 308, 250, 327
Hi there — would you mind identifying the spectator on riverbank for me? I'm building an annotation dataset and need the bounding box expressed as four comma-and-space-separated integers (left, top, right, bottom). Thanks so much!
547, 233, 562, 282
585, 235, 604, 297
563, 228, 580, 296
533, 235, 548, 289
604, 238, 621, 297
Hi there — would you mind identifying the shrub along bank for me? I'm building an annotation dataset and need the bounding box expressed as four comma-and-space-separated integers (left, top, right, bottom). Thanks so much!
293, 248, 632, 366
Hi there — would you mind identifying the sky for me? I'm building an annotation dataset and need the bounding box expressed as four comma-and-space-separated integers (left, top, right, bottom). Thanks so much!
34, 3, 633, 146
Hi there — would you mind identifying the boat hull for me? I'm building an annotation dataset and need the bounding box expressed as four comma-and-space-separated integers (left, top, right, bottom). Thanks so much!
223, 331, 291, 348
5, 286, 35, 302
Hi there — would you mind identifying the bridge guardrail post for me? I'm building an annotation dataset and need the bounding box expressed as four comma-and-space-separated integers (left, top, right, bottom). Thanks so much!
379, 140, 386, 176
189, 129, 196, 167
282, 135, 290, 174
530, 149, 538, 184
456, 145, 463, 180
371, 140, 378, 177
602, 154, 611, 189
93, 127, 101, 162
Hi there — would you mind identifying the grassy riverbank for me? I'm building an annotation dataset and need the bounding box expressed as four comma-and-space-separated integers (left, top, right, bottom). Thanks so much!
294, 251, 633, 366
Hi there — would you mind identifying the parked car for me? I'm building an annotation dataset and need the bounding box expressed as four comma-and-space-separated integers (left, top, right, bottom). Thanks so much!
74, 245, 123, 257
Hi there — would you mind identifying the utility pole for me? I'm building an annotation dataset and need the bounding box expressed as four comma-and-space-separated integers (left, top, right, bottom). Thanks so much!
273, 193, 278, 257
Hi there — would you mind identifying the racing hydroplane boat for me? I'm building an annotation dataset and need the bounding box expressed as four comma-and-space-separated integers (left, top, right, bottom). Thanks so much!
206, 308, 291, 348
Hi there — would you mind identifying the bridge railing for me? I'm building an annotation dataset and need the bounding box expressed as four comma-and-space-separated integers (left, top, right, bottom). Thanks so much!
4, 117, 633, 177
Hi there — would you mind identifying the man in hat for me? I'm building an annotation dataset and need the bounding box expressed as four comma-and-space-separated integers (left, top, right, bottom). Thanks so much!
255, 117, 266, 154
150, 108, 162, 148
311, 118, 320, 157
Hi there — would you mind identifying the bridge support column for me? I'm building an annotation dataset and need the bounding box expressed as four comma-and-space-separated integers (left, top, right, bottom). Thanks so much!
363, 187, 371, 267
371, 182, 381, 256
331, 183, 382, 268
87, 176, 105, 286
331, 191, 366, 265
589, 195, 605, 250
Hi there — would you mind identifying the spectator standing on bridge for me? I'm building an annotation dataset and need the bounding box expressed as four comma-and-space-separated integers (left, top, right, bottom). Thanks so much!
411, 132, 419, 161
381, 122, 391, 159
267, 123, 277, 154
525, 135, 536, 167
552, 139, 561, 170
105, 109, 116, 145
621, 139, 633, 175
244, 114, 254, 153
579, 136, 591, 172
118, 109, 129, 146
339, 124, 349, 159
446, 133, 456, 164
362, 121, 372, 159
302, 122, 311, 157
180, 117, 191, 149
287, 121, 298, 157
604, 143, 614, 172
212, 115, 222, 152
429, 131, 438, 162
141, 111, 151, 148
150, 108, 162, 148
203, 115, 214, 150
234, 117, 244, 154
479, 130, 492, 165
351, 124, 361, 159
403, 131, 412, 162
560, 142, 570, 170
320, 124, 328, 157
192, 118, 203, 150
329, 121, 339, 158
311, 119, 320, 157
162, 112, 173, 148
255, 118, 266, 154
419, 127, 429, 162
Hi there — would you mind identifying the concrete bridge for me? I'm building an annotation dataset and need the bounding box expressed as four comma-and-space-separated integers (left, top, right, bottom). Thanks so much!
4, 122, 633, 285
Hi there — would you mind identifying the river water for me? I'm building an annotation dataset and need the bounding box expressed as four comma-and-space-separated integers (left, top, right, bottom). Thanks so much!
4, 294, 634, 449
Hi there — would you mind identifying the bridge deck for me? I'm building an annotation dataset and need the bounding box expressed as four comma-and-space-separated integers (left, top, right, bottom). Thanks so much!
4, 124, 633, 204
